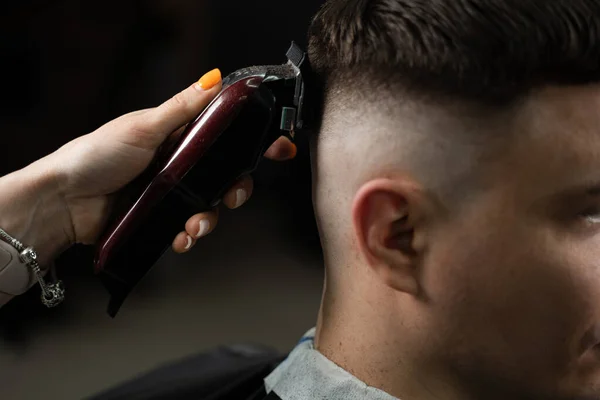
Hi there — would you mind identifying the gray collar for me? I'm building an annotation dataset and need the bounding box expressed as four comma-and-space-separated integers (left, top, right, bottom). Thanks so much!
264, 328, 399, 400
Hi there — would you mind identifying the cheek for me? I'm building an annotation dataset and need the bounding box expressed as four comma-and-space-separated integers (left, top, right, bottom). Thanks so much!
420, 219, 598, 386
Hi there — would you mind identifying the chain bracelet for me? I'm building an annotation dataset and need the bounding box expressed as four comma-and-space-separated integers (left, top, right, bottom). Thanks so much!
0, 228, 65, 307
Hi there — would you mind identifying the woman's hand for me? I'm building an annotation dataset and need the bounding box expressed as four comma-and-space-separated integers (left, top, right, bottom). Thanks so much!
48, 69, 296, 253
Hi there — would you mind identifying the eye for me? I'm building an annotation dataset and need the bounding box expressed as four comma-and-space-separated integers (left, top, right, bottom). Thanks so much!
580, 207, 600, 224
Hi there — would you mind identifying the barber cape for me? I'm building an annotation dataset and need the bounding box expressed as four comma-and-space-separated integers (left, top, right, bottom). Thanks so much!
259, 328, 397, 400
90, 327, 397, 400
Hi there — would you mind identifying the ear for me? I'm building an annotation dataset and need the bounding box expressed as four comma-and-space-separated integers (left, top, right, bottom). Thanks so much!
352, 178, 425, 296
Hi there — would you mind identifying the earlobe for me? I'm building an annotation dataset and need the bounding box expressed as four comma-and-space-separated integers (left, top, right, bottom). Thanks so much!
352, 178, 422, 296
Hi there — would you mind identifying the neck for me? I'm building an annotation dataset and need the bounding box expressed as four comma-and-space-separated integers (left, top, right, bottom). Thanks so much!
313, 269, 471, 400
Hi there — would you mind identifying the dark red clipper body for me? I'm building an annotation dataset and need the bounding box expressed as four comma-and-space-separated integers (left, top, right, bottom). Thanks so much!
94, 43, 313, 317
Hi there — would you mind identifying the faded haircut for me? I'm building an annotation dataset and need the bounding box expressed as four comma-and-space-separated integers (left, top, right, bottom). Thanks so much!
307, 0, 600, 106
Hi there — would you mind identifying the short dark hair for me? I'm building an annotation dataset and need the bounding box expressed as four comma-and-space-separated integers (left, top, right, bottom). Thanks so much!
307, 0, 600, 105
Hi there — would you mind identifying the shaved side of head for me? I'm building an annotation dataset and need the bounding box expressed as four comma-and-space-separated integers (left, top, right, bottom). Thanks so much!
311, 86, 515, 276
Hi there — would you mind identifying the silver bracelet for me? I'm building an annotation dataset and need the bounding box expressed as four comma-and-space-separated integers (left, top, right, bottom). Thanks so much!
0, 228, 65, 307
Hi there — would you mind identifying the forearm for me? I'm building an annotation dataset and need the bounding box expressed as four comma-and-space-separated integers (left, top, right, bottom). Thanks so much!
0, 156, 73, 279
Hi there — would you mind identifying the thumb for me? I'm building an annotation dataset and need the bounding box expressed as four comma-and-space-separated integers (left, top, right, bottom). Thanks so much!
141, 69, 223, 148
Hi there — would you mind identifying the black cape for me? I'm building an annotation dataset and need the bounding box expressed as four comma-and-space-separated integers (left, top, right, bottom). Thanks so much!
87, 344, 285, 400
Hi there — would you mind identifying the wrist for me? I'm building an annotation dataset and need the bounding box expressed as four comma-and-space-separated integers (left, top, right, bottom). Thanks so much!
0, 157, 74, 267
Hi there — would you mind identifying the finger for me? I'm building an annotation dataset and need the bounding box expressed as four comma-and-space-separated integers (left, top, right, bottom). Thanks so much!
222, 175, 254, 209
122, 108, 152, 119
264, 136, 297, 161
185, 210, 219, 239
138, 69, 223, 149
172, 231, 196, 253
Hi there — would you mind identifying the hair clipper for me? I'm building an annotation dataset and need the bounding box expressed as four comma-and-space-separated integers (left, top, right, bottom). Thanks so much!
94, 42, 315, 317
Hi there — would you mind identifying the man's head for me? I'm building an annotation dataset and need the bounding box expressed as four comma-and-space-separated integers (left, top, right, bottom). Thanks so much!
306, 1, 600, 399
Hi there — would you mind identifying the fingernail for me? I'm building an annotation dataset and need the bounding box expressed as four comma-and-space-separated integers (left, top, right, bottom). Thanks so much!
184, 235, 193, 250
289, 143, 298, 159
196, 68, 221, 90
234, 189, 247, 208
196, 219, 210, 238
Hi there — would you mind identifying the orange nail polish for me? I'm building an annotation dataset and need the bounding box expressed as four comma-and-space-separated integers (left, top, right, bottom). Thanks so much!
197, 68, 221, 90
289, 143, 298, 159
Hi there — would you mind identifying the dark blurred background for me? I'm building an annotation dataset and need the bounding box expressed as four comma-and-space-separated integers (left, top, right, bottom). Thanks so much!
0, 1, 325, 398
